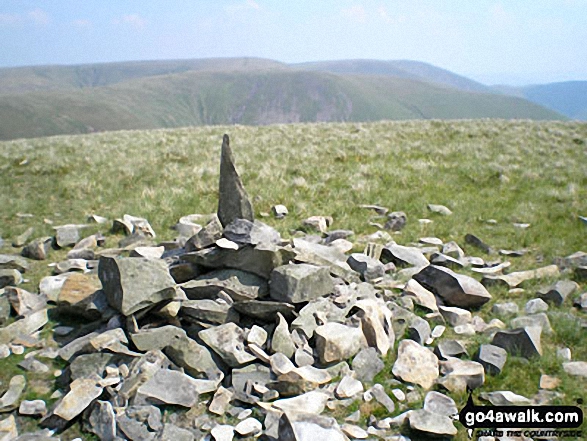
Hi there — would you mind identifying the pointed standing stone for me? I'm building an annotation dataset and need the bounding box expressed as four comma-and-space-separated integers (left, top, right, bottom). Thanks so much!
217, 134, 254, 227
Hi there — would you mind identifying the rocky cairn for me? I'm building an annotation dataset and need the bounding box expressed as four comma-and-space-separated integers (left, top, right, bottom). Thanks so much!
0, 135, 585, 440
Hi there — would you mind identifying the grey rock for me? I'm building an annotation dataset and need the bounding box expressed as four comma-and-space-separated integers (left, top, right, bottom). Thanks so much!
465, 234, 493, 254
272, 204, 288, 219
414, 265, 491, 308
181, 268, 267, 302
223, 219, 280, 246
0, 269, 22, 289
0, 375, 26, 411
438, 358, 485, 392
438, 305, 472, 326
182, 243, 293, 279
156, 424, 195, 441
563, 361, 587, 378
129, 246, 164, 259
54, 225, 83, 248
407, 316, 431, 345
209, 386, 234, 415
442, 241, 465, 260
538, 280, 578, 306
199, 323, 256, 367
181, 299, 234, 324
0, 309, 48, 345
231, 363, 271, 395
246, 325, 268, 347
491, 302, 519, 317
270, 263, 333, 303
511, 313, 553, 335
53, 376, 103, 421
0, 414, 17, 440
5, 287, 46, 316
369, 383, 395, 412
164, 334, 222, 380
347, 253, 385, 282
117, 405, 161, 441
21, 237, 53, 260
392, 340, 439, 389
480, 391, 531, 406
0, 255, 29, 273
130, 325, 187, 352
574, 292, 587, 311
481, 264, 560, 288
18, 357, 49, 373
292, 238, 359, 283
169, 262, 201, 283
174, 213, 207, 238
492, 326, 542, 358
352, 298, 395, 356
408, 409, 457, 436
210, 424, 234, 441
351, 348, 384, 382
233, 299, 296, 322
88, 400, 116, 441
424, 391, 458, 417
185, 215, 223, 251
19, 400, 47, 416
137, 369, 202, 407
68, 352, 120, 380
434, 340, 468, 360
430, 252, 465, 269
314, 322, 366, 364
381, 244, 429, 268
98, 256, 180, 316
402, 279, 438, 312
525, 298, 549, 314
235, 417, 262, 437
427, 204, 453, 216
384, 211, 407, 231
12, 227, 34, 247
303, 216, 330, 233
279, 412, 347, 441
217, 134, 254, 227
335, 376, 364, 398
575, 266, 587, 280
271, 313, 295, 358
475, 344, 507, 375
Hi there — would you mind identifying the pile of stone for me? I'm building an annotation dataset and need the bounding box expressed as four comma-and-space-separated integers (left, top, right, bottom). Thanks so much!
0, 134, 585, 440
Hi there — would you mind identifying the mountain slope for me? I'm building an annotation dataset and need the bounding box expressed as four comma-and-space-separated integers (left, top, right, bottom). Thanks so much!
0, 69, 563, 140
521, 81, 587, 120
295, 59, 491, 93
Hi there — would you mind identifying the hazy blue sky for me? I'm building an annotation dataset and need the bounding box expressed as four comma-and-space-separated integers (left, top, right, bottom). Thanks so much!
1, 0, 586, 85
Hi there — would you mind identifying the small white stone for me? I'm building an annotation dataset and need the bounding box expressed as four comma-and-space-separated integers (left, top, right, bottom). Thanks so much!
391, 389, 406, 401
454, 324, 476, 335
431, 325, 446, 338
216, 238, 239, 250
9, 345, 24, 355
0, 345, 10, 358
235, 417, 262, 436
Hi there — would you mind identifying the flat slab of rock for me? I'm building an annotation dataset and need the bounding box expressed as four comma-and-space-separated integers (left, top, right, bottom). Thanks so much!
0, 375, 26, 412
279, 412, 347, 441
270, 263, 333, 303
392, 340, 439, 389
130, 325, 187, 352
217, 134, 254, 227
563, 361, 587, 378
199, 322, 256, 367
98, 256, 180, 316
137, 369, 202, 407
475, 344, 507, 375
181, 268, 267, 302
0, 309, 48, 345
481, 265, 560, 288
53, 376, 103, 421
0, 255, 29, 273
414, 265, 491, 308
164, 334, 223, 380
409, 409, 458, 436
232, 300, 296, 322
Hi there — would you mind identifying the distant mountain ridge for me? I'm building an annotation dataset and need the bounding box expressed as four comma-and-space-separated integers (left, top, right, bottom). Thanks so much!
0, 57, 566, 140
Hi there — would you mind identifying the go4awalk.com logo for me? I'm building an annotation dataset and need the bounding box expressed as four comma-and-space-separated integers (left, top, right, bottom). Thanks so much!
459, 393, 584, 439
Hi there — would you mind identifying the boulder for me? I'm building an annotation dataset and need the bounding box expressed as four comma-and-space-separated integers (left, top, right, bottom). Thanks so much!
185, 215, 223, 251
438, 358, 485, 392
5, 287, 46, 316
335, 376, 364, 398
346, 253, 385, 282
402, 279, 438, 312
392, 340, 439, 389
314, 322, 366, 364
52, 376, 103, 421
269, 263, 333, 304
0, 255, 29, 273
87, 400, 117, 441
278, 412, 347, 441
164, 334, 222, 380
424, 391, 458, 417
180, 299, 234, 324
0, 270, 22, 289
438, 305, 472, 326
130, 325, 187, 352
136, 369, 202, 407
414, 265, 491, 308
434, 340, 468, 360
492, 326, 542, 358
0, 375, 26, 412
351, 348, 384, 383
474, 344, 507, 375
381, 244, 429, 268
217, 134, 254, 227
271, 313, 295, 358
525, 298, 549, 314
537, 280, 578, 306
408, 409, 457, 437
22, 237, 53, 260
98, 256, 180, 316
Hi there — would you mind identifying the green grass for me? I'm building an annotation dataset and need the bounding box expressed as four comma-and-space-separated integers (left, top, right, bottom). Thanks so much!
0, 119, 586, 439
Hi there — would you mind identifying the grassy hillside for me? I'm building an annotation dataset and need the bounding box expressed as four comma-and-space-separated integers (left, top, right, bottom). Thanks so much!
0, 69, 563, 140
0, 57, 286, 95
0, 120, 586, 439
296, 59, 491, 93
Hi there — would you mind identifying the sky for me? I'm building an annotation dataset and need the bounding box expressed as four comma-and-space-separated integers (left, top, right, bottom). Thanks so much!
1, 1, 586, 85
